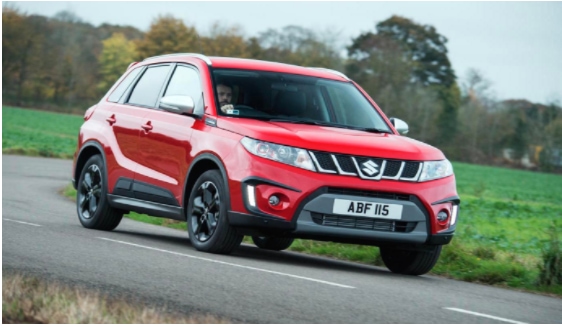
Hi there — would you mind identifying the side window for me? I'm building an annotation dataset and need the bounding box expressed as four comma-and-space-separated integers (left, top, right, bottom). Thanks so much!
128, 65, 170, 108
164, 65, 204, 114
108, 67, 141, 103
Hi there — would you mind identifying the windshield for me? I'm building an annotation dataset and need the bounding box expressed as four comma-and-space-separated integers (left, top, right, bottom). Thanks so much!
212, 69, 391, 133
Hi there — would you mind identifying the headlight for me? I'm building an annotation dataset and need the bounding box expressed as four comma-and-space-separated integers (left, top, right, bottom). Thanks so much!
240, 137, 316, 172
418, 160, 453, 182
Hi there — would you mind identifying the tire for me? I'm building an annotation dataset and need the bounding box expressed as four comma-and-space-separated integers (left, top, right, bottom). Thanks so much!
187, 170, 243, 254
252, 236, 294, 251
380, 245, 442, 276
76, 155, 123, 231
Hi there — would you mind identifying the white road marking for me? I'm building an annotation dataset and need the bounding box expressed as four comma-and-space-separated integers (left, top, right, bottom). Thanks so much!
444, 307, 527, 324
3, 218, 41, 227
98, 237, 355, 289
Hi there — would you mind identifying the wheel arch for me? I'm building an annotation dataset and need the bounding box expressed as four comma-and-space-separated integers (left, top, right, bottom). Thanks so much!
74, 141, 107, 189
183, 153, 230, 211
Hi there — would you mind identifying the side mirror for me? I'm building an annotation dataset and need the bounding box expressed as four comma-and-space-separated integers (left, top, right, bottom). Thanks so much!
390, 117, 409, 135
159, 95, 195, 115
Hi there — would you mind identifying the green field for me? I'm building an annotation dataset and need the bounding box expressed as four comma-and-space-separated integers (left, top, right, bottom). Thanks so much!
3, 106, 83, 158
6, 106, 562, 295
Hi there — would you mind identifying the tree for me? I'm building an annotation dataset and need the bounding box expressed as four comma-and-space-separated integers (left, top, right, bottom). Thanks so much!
97, 23, 144, 42
135, 15, 199, 60
98, 33, 137, 92
346, 28, 442, 144
347, 32, 413, 97
373, 16, 460, 152
246, 37, 263, 59
257, 25, 342, 68
47, 11, 101, 108
2, 7, 43, 104
201, 22, 250, 57
376, 15, 456, 87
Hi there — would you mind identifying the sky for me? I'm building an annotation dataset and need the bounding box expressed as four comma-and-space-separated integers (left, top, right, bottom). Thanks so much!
10, 1, 562, 104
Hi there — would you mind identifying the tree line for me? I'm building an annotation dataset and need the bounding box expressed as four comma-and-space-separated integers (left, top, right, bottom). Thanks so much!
3, 6, 561, 171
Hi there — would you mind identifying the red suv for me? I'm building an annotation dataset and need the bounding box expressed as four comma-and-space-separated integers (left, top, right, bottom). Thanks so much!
72, 53, 459, 275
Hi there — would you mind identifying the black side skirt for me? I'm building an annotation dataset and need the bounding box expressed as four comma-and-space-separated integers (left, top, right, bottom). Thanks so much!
107, 194, 184, 221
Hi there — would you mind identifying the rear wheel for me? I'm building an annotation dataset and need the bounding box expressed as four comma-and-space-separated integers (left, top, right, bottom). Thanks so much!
380, 245, 442, 276
252, 236, 294, 251
187, 170, 243, 254
76, 155, 123, 231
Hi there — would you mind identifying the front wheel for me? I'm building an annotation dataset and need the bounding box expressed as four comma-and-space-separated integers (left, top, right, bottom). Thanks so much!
252, 236, 294, 251
380, 245, 442, 276
76, 155, 123, 231
187, 170, 243, 254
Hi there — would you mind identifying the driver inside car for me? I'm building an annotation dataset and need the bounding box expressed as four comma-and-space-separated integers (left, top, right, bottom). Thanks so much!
217, 82, 234, 113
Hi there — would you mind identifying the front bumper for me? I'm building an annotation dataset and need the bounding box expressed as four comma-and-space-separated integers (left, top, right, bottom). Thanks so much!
229, 185, 458, 246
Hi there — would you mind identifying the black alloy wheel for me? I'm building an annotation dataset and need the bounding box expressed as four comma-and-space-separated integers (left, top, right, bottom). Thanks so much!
78, 164, 103, 219
76, 154, 123, 231
190, 181, 221, 242
187, 170, 243, 254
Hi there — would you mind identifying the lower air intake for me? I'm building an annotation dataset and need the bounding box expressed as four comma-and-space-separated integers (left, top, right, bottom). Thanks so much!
311, 213, 417, 233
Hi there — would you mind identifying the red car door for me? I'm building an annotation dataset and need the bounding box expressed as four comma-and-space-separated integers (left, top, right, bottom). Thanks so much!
135, 64, 202, 206
95, 66, 149, 190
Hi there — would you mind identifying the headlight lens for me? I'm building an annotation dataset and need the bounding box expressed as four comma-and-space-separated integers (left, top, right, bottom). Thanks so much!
418, 160, 453, 182
240, 137, 316, 172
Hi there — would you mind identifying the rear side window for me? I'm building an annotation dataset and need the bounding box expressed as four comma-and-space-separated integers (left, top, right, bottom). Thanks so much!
108, 67, 141, 103
128, 65, 170, 108
164, 65, 204, 114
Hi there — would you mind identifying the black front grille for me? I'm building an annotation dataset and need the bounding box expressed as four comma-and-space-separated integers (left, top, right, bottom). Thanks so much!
327, 188, 411, 201
402, 162, 421, 178
311, 213, 417, 233
309, 150, 421, 181
314, 152, 337, 171
383, 160, 402, 177
335, 155, 356, 173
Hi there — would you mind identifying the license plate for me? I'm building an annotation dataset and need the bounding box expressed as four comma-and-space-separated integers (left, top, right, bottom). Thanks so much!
332, 199, 403, 220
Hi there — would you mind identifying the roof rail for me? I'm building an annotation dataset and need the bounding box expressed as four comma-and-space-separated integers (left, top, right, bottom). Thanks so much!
309, 67, 349, 80
143, 53, 212, 65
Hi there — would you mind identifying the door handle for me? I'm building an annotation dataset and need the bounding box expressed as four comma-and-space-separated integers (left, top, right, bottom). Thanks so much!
106, 115, 116, 125
141, 121, 153, 132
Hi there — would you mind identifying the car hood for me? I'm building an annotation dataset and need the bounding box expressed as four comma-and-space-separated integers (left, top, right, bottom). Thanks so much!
217, 117, 445, 161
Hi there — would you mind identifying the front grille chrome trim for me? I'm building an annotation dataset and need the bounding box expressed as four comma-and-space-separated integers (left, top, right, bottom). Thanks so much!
308, 150, 422, 182
399, 162, 423, 181
331, 154, 357, 176
382, 161, 405, 180
309, 151, 337, 174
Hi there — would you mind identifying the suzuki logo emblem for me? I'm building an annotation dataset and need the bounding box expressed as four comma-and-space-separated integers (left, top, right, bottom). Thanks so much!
362, 160, 379, 176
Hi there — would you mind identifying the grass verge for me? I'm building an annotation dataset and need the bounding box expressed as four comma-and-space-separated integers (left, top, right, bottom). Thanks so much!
2, 272, 229, 323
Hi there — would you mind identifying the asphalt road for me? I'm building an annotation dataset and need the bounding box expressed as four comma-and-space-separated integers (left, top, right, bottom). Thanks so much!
2, 155, 561, 323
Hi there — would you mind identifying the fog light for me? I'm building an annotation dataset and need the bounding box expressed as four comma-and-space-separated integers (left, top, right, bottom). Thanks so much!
269, 195, 280, 206
247, 185, 256, 207
437, 210, 448, 222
